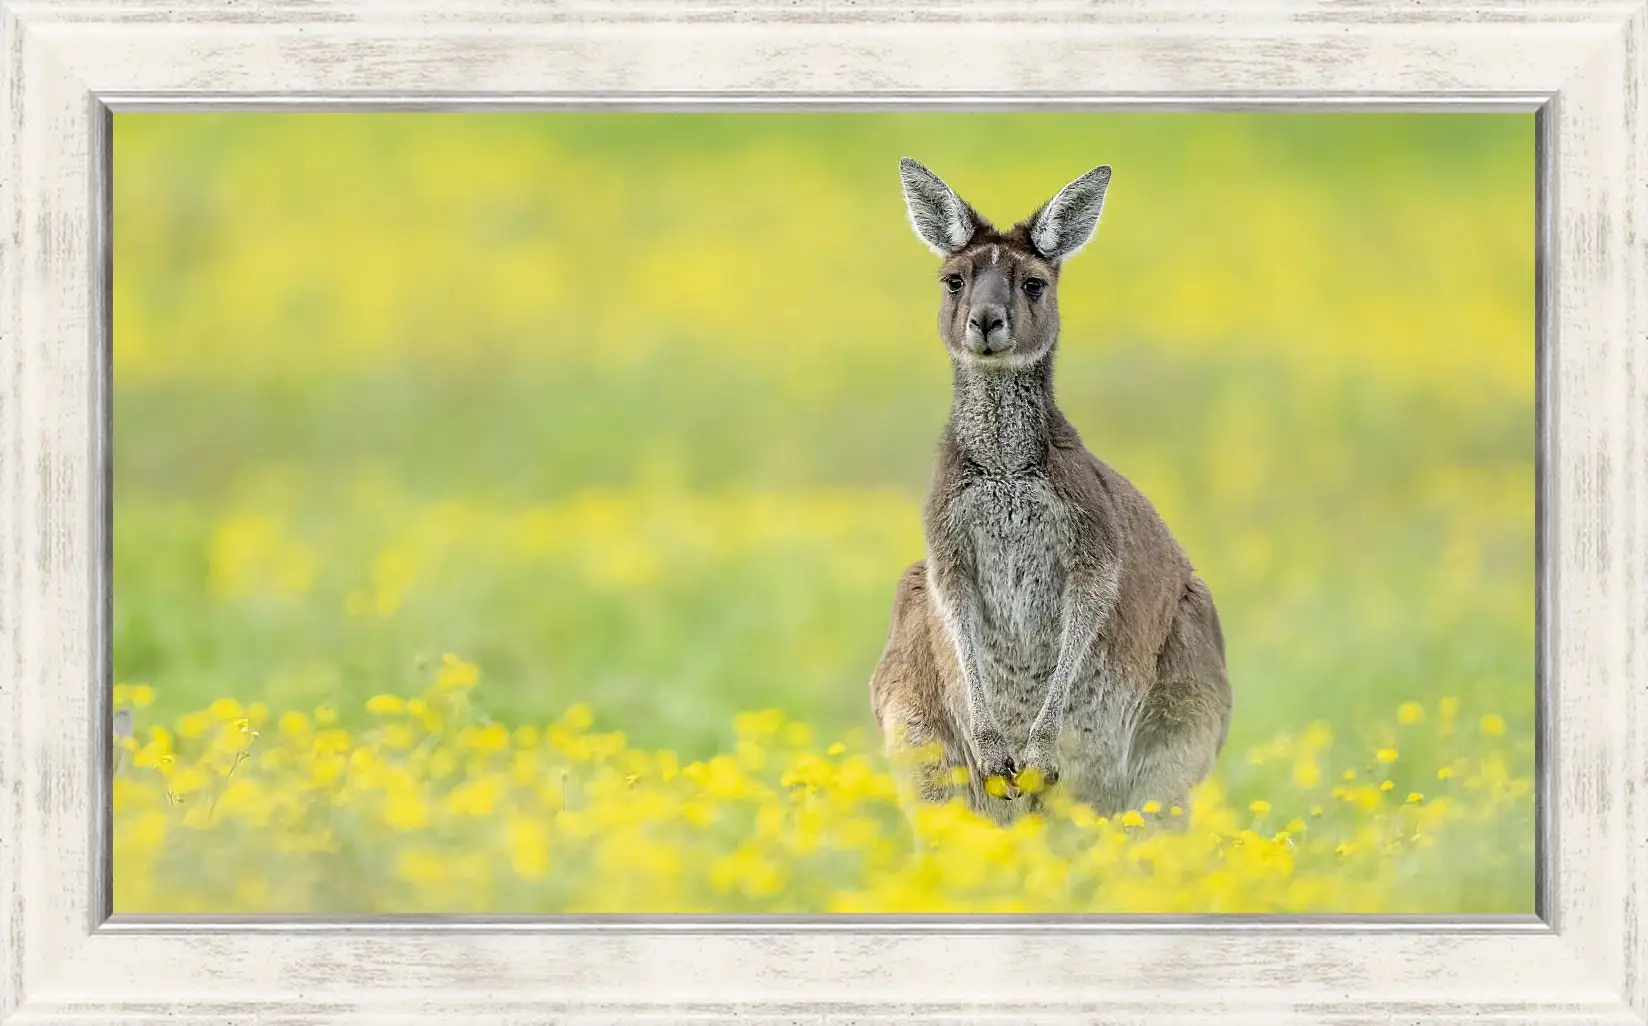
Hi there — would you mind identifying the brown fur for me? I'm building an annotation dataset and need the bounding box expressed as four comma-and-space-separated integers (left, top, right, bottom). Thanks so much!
870, 158, 1233, 825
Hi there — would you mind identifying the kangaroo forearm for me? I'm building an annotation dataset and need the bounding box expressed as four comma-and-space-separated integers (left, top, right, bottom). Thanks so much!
940, 600, 994, 734
1033, 561, 1120, 737
926, 562, 996, 736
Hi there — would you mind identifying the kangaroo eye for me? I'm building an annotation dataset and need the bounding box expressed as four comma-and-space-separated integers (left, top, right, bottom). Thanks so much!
943, 275, 964, 294
1023, 277, 1047, 299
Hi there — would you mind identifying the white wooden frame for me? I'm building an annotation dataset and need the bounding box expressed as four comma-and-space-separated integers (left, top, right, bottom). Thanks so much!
1, 0, 1643, 1022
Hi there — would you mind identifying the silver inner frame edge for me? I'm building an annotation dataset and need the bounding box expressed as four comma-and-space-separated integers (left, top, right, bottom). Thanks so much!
99, 92, 1548, 113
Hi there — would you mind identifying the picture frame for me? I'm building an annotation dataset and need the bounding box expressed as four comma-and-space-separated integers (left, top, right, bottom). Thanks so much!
2, 0, 1643, 1021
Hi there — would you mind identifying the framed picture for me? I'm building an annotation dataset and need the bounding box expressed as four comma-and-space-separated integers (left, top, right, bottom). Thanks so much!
2, 0, 1643, 1022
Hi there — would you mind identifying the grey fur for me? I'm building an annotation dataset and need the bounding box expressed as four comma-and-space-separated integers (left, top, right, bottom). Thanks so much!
1028, 164, 1112, 262
871, 160, 1233, 826
899, 156, 982, 257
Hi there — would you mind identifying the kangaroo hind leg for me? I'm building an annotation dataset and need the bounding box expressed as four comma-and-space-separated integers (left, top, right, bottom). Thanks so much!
1125, 577, 1233, 824
869, 560, 972, 812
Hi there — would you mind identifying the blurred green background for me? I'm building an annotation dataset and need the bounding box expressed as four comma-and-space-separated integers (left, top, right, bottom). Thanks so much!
113, 113, 1534, 868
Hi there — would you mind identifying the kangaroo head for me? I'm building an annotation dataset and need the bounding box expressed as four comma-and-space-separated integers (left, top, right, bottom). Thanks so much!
899, 157, 1111, 368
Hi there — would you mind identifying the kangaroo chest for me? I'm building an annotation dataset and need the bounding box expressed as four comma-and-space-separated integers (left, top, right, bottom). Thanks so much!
942, 471, 1136, 802
947, 473, 1074, 681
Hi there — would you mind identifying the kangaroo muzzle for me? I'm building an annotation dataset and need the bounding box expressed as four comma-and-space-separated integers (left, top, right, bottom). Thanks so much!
963, 271, 1012, 355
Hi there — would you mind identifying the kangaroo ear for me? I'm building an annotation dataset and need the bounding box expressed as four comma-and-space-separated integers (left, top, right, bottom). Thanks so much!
899, 157, 981, 258
1028, 164, 1111, 263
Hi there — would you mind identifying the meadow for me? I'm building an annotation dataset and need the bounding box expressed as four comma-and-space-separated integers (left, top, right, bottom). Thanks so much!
112, 112, 1536, 914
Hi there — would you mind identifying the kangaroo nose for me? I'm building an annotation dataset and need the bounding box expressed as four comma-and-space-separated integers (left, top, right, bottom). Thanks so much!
969, 307, 1005, 338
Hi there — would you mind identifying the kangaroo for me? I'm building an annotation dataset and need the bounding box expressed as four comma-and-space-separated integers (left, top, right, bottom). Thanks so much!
869, 157, 1232, 826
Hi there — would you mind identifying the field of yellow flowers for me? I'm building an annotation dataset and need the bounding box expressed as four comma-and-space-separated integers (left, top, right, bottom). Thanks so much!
112, 112, 1535, 913
113, 666, 1530, 914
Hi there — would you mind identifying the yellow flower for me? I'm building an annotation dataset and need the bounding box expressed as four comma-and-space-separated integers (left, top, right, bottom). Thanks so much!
1439, 697, 1461, 719
208, 698, 243, 722
1291, 760, 1321, 788
506, 815, 551, 880
783, 722, 814, 750
1249, 800, 1271, 816
313, 728, 352, 755
733, 708, 785, 739
1375, 748, 1398, 764
408, 699, 441, 732
1301, 722, 1333, 749
1406, 793, 1424, 804
427, 749, 457, 780
1397, 701, 1424, 725
177, 712, 211, 739
1479, 714, 1506, 737
681, 799, 716, 828
168, 766, 210, 797
1120, 810, 1145, 828
827, 742, 847, 757
735, 740, 767, 772
562, 703, 594, 731
466, 723, 510, 754
436, 653, 481, 692
1380, 780, 1395, 792
129, 684, 156, 709
1141, 800, 1162, 814
123, 810, 167, 851
655, 750, 679, 781
444, 777, 504, 818
395, 848, 448, 887
1437, 767, 1455, 780
365, 694, 405, 715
